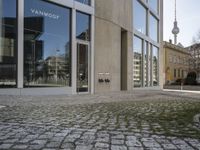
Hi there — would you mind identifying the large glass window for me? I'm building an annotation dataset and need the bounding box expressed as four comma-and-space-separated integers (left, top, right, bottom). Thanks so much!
0, 0, 17, 88
133, 0, 147, 34
133, 36, 143, 88
152, 46, 158, 86
149, 14, 158, 42
24, 0, 71, 87
76, 12, 90, 41
148, 0, 158, 14
75, 0, 91, 5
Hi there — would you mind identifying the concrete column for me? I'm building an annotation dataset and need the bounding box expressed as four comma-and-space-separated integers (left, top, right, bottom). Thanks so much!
90, 13, 95, 94
142, 40, 145, 87
127, 32, 133, 90
71, 9, 77, 94
17, 0, 24, 88
159, 0, 164, 88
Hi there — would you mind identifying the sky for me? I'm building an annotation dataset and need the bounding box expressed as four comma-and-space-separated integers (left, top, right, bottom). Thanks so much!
164, 0, 200, 47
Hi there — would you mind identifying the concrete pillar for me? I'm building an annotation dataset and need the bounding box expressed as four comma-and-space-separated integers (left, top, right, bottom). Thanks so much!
17, 0, 24, 88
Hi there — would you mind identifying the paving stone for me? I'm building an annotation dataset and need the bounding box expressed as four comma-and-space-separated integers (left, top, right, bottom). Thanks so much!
12, 144, 28, 149
128, 147, 144, 150
75, 145, 93, 150
142, 141, 161, 148
0, 91, 200, 149
31, 139, 47, 145
111, 145, 127, 150
0, 144, 13, 149
28, 144, 45, 150
96, 137, 110, 143
95, 142, 109, 148
3, 138, 19, 144
112, 135, 125, 139
18, 138, 32, 143
46, 141, 61, 148
161, 143, 178, 150
61, 142, 75, 149
111, 139, 124, 145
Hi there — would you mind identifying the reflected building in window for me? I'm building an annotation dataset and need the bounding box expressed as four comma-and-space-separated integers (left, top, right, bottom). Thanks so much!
0, 0, 17, 88
132, 0, 162, 88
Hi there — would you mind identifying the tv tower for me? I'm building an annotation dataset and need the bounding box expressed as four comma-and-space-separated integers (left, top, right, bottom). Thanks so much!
172, 0, 180, 45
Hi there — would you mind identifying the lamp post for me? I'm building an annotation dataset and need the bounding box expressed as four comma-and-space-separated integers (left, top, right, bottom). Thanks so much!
55, 49, 60, 84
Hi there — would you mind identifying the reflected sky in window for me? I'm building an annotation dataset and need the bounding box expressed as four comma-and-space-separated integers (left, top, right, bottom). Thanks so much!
149, 0, 158, 14
133, 0, 146, 34
133, 36, 142, 53
24, 0, 70, 59
149, 14, 158, 42
75, 0, 91, 5
76, 12, 90, 41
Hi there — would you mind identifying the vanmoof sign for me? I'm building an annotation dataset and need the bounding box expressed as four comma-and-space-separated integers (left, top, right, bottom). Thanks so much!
30, 8, 60, 19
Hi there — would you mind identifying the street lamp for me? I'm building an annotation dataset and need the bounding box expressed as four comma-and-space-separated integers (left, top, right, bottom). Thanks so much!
55, 49, 60, 84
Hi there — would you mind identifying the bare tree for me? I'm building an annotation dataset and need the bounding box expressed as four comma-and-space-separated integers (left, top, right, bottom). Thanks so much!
189, 30, 200, 83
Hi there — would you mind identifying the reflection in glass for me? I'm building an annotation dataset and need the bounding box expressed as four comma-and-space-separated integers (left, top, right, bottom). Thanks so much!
24, 0, 71, 87
75, 0, 91, 5
76, 12, 90, 41
149, 0, 158, 13
77, 43, 88, 92
133, 36, 143, 88
0, 0, 17, 88
133, 0, 147, 34
149, 14, 158, 42
152, 46, 158, 86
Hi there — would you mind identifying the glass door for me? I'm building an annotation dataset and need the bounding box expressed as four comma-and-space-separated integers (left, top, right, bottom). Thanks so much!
77, 42, 89, 93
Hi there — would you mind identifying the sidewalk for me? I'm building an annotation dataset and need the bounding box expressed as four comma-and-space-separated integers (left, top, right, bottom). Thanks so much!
163, 89, 200, 94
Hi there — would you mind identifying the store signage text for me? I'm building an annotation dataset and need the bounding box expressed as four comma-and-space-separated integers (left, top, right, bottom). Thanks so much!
30, 8, 60, 20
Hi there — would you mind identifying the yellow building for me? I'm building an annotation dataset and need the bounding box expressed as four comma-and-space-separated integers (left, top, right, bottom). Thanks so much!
163, 41, 191, 85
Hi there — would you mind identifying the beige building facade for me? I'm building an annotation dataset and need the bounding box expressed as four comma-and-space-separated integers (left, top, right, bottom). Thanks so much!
163, 41, 191, 84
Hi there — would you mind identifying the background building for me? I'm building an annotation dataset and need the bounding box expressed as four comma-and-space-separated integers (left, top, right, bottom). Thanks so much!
163, 41, 190, 84
187, 43, 200, 83
0, 0, 163, 95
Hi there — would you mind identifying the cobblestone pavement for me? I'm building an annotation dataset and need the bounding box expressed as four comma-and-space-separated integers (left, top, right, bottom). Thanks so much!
0, 90, 200, 150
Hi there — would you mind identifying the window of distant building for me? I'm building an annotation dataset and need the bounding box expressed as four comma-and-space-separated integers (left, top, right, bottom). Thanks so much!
174, 69, 176, 78
178, 69, 180, 77
182, 70, 184, 78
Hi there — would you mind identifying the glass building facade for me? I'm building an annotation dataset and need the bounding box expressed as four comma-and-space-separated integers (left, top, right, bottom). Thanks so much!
133, 0, 160, 88
0, 0, 94, 94
0, 0, 162, 95
24, 0, 71, 87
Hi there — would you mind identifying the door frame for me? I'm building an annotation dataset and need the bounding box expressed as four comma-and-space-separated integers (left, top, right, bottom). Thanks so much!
76, 40, 91, 94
